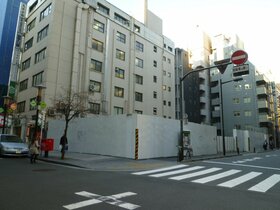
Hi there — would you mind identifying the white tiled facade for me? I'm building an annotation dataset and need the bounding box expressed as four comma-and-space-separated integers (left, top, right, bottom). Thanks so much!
17, 0, 175, 126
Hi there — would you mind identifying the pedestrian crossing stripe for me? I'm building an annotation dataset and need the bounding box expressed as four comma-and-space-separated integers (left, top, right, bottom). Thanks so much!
132, 164, 187, 175
170, 167, 222, 181
150, 166, 204, 178
248, 174, 280, 193
218, 172, 262, 188
132, 165, 280, 193
192, 169, 241, 184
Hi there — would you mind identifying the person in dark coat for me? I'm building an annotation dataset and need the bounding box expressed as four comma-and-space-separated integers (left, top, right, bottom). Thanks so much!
59, 132, 68, 159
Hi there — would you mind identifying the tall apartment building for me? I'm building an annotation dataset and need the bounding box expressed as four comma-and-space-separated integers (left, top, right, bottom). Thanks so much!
15, 0, 175, 136
175, 28, 211, 124
210, 34, 275, 137
0, 0, 28, 106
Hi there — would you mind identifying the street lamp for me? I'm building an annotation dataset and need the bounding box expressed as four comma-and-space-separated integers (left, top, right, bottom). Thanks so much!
178, 60, 231, 161
33, 84, 46, 140
2, 96, 12, 134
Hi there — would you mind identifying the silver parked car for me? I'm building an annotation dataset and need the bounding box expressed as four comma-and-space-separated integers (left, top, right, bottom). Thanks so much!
0, 134, 29, 156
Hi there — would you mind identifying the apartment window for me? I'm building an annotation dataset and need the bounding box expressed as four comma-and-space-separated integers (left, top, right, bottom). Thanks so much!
27, 18, 36, 32
244, 97, 251, 103
116, 49, 125, 61
135, 92, 143, 102
90, 59, 102, 72
35, 48, 46, 63
233, 98, 240, 104
89, 103, 100, 114
93, 19, 104, 33
244, 110, 252, 117
97, 3, 109, 15
115, 67, 125, 79
154, 46, 157, 52
163, 100, 166, 105
135, 110, 142, 114
136, 41, 144, 52
114, 106, 123, 115
168, 101, 171, 106
153, 60, 157, 67
29, 0, 38, 14
168, 46, 173, 52
22, 58, 31, 71
153, 107, 157, 115
116, 31, 126, 43
162, 85, 166, 90
114, 86, 124, 97
92, 39, 103, 52
153, 91, 157, 99
235, 124, 241, 129
245, 84, 252, 89
89, 80, 101, 92
32, 71, 43, 86
135, 58, 143, 68
24, 37, 33, 51
163, 70, 166, 76
135, 75, 143, 85
17, 101, 26, 113
234, 84, 242, 91
29, 97, 36, 111
168, 72, 171, 77
114, 13, 129, 26
19, 79, 28, 91
40, 4, 52, 21
168, 87, 171, 92
37, 25, 49, 42
153, 76, 157, 83
163, 56, 166, 61
233, 111, 241, 117
134, 24, 140, 32
168, 58, 171, 64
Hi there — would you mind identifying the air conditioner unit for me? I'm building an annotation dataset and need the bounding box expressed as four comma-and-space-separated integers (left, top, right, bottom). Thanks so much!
89, 84, 95, 92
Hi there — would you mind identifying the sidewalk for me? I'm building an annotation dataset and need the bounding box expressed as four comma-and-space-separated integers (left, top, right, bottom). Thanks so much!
38, 150, 241, 172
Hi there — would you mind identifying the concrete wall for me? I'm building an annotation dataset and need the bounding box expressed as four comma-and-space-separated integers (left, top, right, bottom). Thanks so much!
48, 114, 218, 159
233, 129, 268, 152
184, 122, 217, 156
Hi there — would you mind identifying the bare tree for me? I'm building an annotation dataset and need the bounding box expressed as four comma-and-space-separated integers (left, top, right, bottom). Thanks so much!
52, 89, 89, 137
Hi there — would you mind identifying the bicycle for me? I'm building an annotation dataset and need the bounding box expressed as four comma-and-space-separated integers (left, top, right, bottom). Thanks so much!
185, 147, 193, 160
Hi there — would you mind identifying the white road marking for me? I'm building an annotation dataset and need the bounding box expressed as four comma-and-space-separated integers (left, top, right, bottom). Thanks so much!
192, 169, 241, 184
218, 172, 262, 188
170, 167, 222, 181
63, 191, 140, 210
63, 198, 101, 210
204, 160, 280, 171
150, 166, 204, 177
132, 164, 187, 175
232, 157, 262, 164
248, 174, 280, 193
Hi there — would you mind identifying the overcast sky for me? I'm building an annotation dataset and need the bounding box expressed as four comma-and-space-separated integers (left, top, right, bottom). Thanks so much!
107, 0, 280, 83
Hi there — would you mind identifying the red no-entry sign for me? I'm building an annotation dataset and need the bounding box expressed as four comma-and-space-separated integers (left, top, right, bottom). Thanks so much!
231, 50, 248, 65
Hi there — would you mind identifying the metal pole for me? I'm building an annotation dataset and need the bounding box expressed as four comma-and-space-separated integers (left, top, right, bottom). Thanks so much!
179, 79, 184, 161
2, 104, 7, 134
219, 79, 226, 156
2, 96, 11, 134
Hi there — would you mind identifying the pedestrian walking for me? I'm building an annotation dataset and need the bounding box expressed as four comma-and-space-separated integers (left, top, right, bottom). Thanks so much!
29, 137, 40, 164
60, 132, 68, 159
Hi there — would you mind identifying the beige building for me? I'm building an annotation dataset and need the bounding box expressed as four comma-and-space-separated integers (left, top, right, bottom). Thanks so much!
16, 0, 175, 136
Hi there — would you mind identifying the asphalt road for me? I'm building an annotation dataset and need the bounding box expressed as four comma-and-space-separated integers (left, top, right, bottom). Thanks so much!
1, 150, 280, 210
